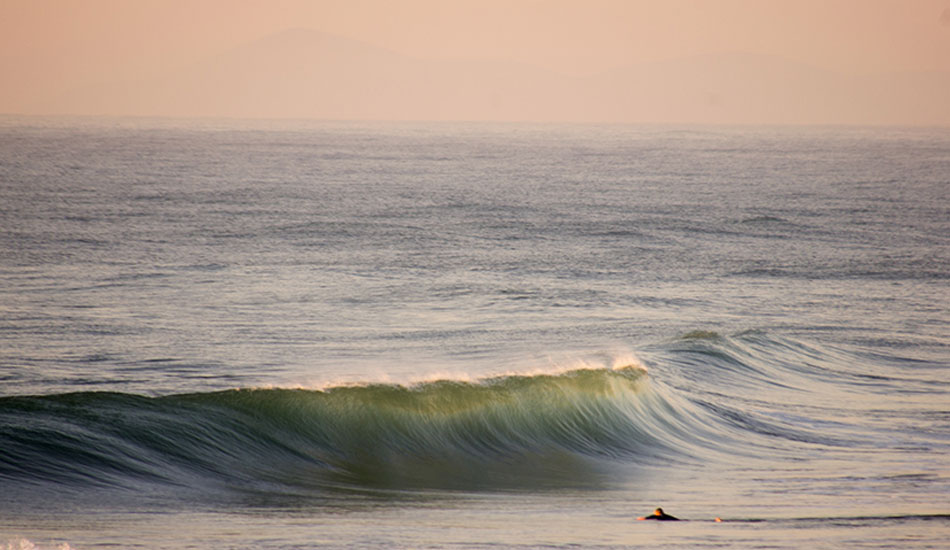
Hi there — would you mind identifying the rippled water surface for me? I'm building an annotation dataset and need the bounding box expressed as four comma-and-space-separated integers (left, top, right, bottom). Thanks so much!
1, 118, 948, 549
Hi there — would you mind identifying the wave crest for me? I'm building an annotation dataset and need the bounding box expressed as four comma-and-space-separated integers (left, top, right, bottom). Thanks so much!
1, 366, 673, 493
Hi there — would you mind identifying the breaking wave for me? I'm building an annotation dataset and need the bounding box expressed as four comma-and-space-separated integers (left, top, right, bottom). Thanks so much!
1, 365, 698, 494
2, 332, 934, 497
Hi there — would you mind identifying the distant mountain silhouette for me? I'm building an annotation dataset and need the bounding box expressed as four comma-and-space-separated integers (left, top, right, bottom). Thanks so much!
47, 28, 950, 125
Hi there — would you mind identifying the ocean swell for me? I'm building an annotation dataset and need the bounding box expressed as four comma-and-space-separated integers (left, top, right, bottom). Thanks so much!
0, 366, 687, 494
4, 332, 928, 497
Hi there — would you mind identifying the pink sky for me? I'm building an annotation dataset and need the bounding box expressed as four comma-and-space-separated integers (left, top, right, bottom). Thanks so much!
2, 0, 949, 123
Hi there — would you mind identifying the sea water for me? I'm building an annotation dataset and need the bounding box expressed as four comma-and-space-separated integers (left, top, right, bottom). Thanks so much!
0, 117, 947, 549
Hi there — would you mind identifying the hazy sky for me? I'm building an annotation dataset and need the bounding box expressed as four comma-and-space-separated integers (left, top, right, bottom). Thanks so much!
2, 0, 949, 123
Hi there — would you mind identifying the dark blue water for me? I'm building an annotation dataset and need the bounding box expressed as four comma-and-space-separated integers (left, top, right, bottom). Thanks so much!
1, 117, 948, 549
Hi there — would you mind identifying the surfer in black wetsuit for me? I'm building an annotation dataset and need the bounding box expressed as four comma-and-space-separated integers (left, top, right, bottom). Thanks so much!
637, 507, 680, 521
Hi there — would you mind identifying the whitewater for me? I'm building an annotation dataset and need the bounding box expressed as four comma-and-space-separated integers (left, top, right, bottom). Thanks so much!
1, 118, 948, 549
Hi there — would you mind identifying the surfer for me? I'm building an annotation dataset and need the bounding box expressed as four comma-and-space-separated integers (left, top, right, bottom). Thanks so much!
637, 507, 680, 521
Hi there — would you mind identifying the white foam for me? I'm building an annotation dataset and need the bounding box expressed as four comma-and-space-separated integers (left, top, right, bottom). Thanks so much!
268, 349, 649, 392
3, 538, 74, 550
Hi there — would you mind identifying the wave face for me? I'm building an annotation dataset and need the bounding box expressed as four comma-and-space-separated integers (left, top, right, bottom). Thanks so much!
3, 332, 943, 501
0, 366, 691, 494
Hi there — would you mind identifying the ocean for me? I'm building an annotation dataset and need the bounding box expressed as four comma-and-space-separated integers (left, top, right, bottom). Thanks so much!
0, 117, 947, 549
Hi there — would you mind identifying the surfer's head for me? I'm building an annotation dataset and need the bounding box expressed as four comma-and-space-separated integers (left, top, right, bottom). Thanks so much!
637, 507, 679, 521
